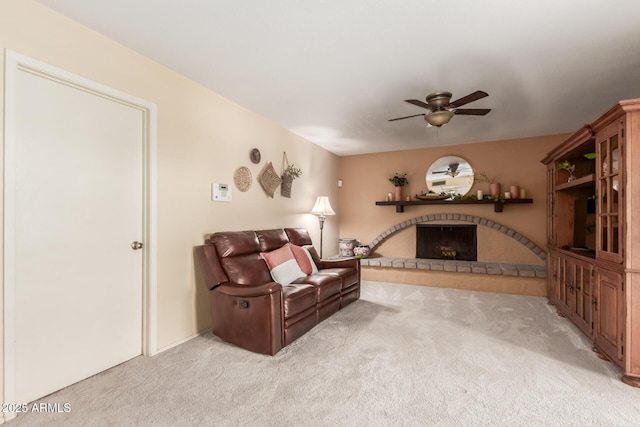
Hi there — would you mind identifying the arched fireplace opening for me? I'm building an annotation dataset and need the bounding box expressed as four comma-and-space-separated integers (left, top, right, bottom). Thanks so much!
416, 224, 477, 261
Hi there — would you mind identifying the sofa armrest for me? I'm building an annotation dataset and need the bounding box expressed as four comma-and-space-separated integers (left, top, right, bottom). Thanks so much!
215, 281, 282, 297
209, 281, 284, 355
319, 257, 360, 271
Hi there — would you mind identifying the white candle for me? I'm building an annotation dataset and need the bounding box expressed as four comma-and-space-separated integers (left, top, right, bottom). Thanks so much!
477, 190, 483, 199
504, 192, 511, 199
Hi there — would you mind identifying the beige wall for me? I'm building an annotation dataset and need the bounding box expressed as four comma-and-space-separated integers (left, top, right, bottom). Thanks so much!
0, 0, 340, 364
337, 135, 567, 264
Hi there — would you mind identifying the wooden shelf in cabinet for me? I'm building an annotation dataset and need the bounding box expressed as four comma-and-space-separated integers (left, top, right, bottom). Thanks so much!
556, 173, 596, 191
375, 198, 533, 213
557, 246, 596, 261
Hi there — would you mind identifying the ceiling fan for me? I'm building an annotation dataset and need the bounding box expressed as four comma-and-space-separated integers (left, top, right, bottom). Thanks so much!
432, 162, 461, 177
388, 90, 491, 127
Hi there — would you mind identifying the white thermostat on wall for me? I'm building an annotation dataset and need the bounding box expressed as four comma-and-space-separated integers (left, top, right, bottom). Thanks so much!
212, 183, 232, 202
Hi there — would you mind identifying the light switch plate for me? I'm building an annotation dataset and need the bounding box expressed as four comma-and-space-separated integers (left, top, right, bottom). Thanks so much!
212, 183, 232, 202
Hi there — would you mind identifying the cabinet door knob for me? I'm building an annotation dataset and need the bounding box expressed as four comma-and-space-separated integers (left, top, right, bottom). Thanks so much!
131, 241, 144, 250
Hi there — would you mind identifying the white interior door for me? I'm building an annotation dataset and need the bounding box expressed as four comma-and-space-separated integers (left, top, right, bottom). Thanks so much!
6, 55, 153, 404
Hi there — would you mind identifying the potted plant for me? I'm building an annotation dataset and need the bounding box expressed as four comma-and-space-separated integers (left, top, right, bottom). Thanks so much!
475, 171, 501, 197
281, 164, 302, 198
558, 160, 576, 182
388, 172, 408, 201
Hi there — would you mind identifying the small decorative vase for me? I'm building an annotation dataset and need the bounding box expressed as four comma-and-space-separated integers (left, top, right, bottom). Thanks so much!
490, 182, 501, 197
394, 186, 403, 201
568, 175, 577, 182
354, 245, 370, 259
338, 238, 356, 257
510, 185, 520, 199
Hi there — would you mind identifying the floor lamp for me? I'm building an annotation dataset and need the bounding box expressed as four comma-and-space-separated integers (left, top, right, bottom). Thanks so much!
310, 196, 335, 258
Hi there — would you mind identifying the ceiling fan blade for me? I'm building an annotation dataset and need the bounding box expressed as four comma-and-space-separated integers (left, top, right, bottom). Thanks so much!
433, 171, 448, 174
388, 113, 425, 122
405, 99, 432, 110
453, 108, 491, 116
448, 90, 488, 108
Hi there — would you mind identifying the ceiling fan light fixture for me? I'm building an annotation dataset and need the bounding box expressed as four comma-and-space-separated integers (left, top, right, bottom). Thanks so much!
425, 91, 452, 107
425, 110, 454, 127
388, 90, 489, 124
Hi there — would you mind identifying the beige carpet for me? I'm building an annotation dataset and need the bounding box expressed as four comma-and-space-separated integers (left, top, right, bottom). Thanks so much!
9, 281, 640, 426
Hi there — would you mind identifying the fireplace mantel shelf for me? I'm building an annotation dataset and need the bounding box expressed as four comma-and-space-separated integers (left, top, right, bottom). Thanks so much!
375, 198, 533, 213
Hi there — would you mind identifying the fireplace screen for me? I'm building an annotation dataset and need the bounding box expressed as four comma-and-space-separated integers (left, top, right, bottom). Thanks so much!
416, 224, 478, 261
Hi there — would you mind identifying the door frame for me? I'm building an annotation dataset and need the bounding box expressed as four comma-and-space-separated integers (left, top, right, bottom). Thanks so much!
2, 50, 158, 411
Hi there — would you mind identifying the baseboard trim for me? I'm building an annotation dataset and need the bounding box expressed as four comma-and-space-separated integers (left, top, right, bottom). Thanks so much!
2, 412, 16, 424
154, 328, 213, 355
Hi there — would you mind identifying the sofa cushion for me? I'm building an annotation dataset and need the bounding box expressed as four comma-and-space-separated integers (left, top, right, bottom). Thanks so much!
261, 244, 306, 285
282, 284, 317, 319
220, 254, 273, 285
256, 228, 289, 252
284, 228, 314, 246
211, 230, 261, 258
292, 274, 342, 302
318, 267, 359, 290
290, 244, 318, 275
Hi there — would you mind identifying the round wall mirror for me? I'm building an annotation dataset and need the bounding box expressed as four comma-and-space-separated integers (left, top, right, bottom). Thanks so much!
426, 155, 474, 197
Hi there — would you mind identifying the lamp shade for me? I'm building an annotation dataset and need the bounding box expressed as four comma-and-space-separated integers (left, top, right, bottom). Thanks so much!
310, 196, 335, 216
425, 110, 454, 127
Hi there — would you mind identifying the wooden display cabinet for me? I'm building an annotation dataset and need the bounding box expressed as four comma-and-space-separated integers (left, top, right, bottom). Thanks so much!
542, 98, 640, 387
548, 249, 595, 338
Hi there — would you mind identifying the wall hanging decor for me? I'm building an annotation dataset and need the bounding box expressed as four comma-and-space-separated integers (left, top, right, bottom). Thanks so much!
250, 148, 261, 164
258, 161, 282, 198
233, 166, 252, 192
280, 152, 302, 198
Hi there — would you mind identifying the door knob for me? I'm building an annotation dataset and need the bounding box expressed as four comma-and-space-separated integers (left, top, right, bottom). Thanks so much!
131, 241, 144, 250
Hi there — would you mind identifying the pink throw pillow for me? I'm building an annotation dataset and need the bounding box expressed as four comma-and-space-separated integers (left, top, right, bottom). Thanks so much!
290, 243, 318, 275
260, 244, 306, 285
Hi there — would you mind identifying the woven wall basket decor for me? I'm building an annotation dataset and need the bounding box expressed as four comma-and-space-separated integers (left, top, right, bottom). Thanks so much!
281, 175, 293, 198
258, 162, 282, 198
233, 166, 252, 192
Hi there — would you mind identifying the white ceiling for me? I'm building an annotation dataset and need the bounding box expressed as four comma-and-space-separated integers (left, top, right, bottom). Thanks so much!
35, 0, 640, 156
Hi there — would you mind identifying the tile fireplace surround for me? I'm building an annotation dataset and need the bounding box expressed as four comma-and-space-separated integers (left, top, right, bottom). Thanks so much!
358, 212, 546, 282
360, 257, 546, 278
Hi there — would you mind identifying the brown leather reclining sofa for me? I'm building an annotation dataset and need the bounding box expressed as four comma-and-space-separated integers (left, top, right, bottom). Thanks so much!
195, 228, 360, 355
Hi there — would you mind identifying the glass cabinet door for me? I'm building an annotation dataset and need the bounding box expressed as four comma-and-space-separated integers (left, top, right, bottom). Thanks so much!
597, 123, 624, 263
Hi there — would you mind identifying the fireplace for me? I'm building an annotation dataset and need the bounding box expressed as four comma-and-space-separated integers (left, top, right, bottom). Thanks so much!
416, 224, 477, 261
